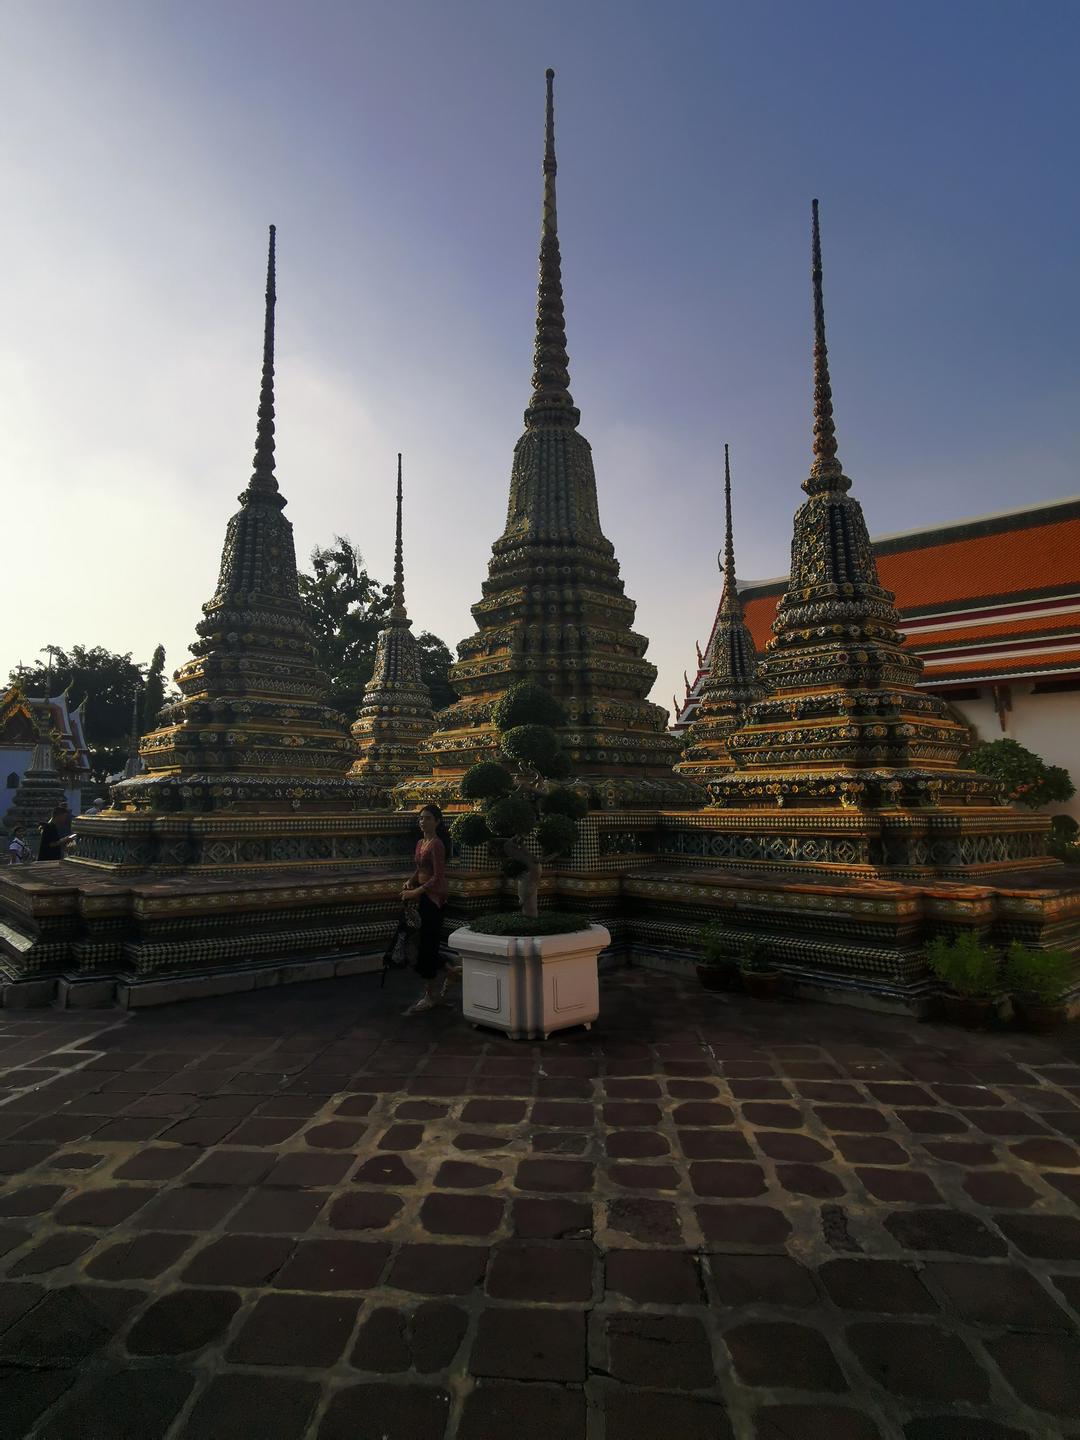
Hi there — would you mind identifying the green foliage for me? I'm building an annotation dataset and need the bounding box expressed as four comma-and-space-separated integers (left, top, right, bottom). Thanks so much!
1003, 943, 1075, 1002
415, 631, 458, 711
535, 812, 578, 857
492, 682, 566, 732
739, 940, 775, 974
456, 679, 580, 918
450, 812, 492, 849
696, 924, 735, 967
926, 933, 1001, 997
485, 794, 538, 838
142, 644, 167, 733
969, 738, 1076, 810
541, 787, 589, 820
467, 911, 590, 937
461, 762, 514, 801
11, 644, 147, 781
298, 535, 455, 716
1049, 815, 1080, 865
500, 724, 561, 772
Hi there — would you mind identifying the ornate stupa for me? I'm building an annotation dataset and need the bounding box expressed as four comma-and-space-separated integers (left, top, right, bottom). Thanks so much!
703, 201, 1049, 875
402, 71, 698, 810
104, 227, 359, 816
676, 445, 767, 786
348, 456, 435, 799
68, 228, 380, 874
1, 709, 68, 853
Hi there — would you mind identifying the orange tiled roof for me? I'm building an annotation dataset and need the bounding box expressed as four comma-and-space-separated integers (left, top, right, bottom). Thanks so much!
680, 501, 1080, 723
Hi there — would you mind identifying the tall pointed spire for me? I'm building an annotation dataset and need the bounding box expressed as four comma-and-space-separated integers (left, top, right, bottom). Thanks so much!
392, 453, 406, 618
244, 225, 284, 507
805, 199, 849, 496
122, 685, 142, 780
525, 69, 579, 428
720, 443, 738, 606
676, 445, 765, 785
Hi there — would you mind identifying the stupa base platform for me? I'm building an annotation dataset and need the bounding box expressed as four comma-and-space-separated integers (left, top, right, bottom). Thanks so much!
620, 862, 1080, 1017
1, 806, 1076, 1013
66, 810, 417, 878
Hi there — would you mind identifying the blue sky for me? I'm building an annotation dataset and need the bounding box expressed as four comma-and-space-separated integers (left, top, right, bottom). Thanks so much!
2, 0, 1078, 717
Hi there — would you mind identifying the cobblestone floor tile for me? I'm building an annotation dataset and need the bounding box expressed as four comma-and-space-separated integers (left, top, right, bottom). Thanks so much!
180, 1373, 320, 1439
126, 1287, 240, 1355
470, 1305, 586, 1381
754, 1404, 882, 1438
226, 1292, 358, 1366
725, 1319, 847, 1392
318, 1382, 451, 1440
36, 1367, 195, 1440
846, 1321, 990, 1402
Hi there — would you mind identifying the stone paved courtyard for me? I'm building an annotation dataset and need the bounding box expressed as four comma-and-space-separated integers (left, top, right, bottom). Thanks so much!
1, 968, 1079, 1439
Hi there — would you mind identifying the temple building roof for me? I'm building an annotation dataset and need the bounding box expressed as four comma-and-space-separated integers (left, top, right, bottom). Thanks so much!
676, 495, 1080, 727
0, 685, 91, 775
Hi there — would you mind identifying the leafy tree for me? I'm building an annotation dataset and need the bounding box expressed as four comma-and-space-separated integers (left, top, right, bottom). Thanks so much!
450, 681, 587, 919
298, 535, 456, 717
9, 645, 146, 781
969, 738, 1076, 810
415, 631, 457, 712
142, 645, 167, 733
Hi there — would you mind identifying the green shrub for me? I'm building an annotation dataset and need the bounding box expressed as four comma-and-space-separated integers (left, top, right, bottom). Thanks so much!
541, 787, 589, 821
535, 813, 577, 857
485, 794, 538, 838
500, 724, 562, 772
696, 924, 736, 967
455, 680, 583, 923
450, 812, 493, 848
739, 940, 775, 975
467, 910, 590, 936
969, 738, 1076, 810
1003, 942, 1075, 1002
492, 683, 566, 731
461, 762, 514, 801
926, 933, 1001, 997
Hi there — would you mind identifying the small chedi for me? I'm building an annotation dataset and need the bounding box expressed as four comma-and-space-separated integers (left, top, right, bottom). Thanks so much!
399, 70, 699, 812
348, 456, 435, 799
676, 444, 767, 784
1, 710, 68, 856
687, 202, 1050, 879
72, 227, 377, 873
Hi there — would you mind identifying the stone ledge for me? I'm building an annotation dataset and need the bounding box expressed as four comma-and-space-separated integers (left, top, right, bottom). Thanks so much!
116, 949, 384, 1009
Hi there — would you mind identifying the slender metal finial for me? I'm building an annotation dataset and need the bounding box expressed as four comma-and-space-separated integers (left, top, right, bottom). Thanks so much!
718, 444, 744, 616
525, 68, 579, 427
245, 225, 284, 505
392, 453, 406, 617
805, 199, 849, 495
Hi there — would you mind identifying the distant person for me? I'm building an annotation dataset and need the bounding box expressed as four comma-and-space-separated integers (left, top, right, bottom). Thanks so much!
400, 804, 460, 1014
38, 806, 74, 861
6, 827, 32, 864
82, 797, 106, 816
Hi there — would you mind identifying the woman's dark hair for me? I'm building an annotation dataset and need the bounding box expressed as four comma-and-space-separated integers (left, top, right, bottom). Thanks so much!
421, 803, 453, 852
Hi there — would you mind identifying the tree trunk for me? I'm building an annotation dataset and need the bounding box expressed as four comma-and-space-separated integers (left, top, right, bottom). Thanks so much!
504, 840, 541, 920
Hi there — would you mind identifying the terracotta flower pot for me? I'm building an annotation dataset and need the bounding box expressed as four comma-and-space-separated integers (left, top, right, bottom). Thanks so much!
697, 962, 741, 993
742, 970, 783, 1000
1012, 997, 1067, 1033
941, 993, 999, 1029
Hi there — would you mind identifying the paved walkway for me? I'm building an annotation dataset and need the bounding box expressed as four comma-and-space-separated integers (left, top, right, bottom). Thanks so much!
0, 968, 1078, 1439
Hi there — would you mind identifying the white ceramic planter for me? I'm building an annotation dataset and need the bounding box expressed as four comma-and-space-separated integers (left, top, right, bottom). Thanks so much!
451, 924, 610, 1040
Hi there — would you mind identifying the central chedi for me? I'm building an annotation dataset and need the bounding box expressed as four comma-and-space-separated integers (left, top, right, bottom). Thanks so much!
402, 71, 697, 810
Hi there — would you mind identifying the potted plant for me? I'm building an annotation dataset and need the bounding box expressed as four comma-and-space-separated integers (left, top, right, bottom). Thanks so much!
696, 924, 742, 992
448, 682, 609, 1039
739, 941, 783, 1000
926, 933, 1004, 1028
1004, 942, 1075, 1032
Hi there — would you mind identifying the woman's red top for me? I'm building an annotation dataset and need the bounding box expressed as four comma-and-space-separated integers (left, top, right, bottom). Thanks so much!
414, 837, 449, 907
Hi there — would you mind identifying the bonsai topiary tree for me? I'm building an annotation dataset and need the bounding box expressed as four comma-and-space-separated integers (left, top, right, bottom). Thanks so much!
450, 681, 588, 921
969, 738, 1075, 810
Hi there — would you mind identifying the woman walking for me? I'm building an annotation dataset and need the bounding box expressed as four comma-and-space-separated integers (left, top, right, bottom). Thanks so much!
400, 804, 459, 1015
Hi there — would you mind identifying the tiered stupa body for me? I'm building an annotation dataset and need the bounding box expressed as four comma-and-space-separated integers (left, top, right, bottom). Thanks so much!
70, 229, 378, 874
1, 713, 68, 855
348, 457, 435, 800
676, 445, 767, 787
400, 72, 698, 811
699, 203, 1050, 877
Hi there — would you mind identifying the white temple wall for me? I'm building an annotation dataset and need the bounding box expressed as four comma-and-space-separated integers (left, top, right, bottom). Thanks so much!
949, 686, 1080, 823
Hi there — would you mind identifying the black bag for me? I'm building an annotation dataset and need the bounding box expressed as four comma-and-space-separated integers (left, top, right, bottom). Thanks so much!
380, 904, 421, 987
